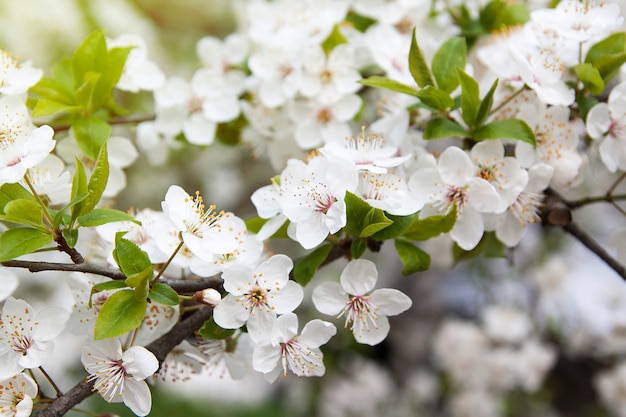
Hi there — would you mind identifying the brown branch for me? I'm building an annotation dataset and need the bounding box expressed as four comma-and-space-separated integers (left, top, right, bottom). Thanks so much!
1, 260, 125, 280
53, 230, 85, 264
34, 307, 214, 417
543, 188, 626, 282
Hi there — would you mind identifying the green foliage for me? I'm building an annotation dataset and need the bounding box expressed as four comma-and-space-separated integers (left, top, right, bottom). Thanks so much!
0, 183, 35, 211
409, 28, 435, 88
94, 289, 147, 339
350, 239, 367, 259
423, 118, 467, 140
452, 231, 506, 262
370, 213, 417, 240
74, 144, 109, 223
73, 115, 112, 160
0, 228, 52, 262
585, 32, 626, 83
199, 316, 237, 340
475, 79, 498, 128
358, 76, 418, 97
458, 69, 480, 128
149, 283, 180, 306
574, 63, 604, 95
394, 239, 431, 275
113, 233, 153, 301
473, 119, 536, 146
453, 0, 530, 46
69, 158, 88, 225
322, 24, 348, 54
0, 199, 44, 230
403, 207, 457, 241
77, 208, 141, 227
293, 244, 333, 286
431, 37, 467, 93
344, 192, 393, 238
345, 11, 376, 32
244, 216, 289, 239
416, 86, 455, 111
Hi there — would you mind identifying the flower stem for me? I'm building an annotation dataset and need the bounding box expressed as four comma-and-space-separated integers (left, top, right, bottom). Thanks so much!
23, 173, 55, 228
151, 237, 184, 285
38, 366, 63, 398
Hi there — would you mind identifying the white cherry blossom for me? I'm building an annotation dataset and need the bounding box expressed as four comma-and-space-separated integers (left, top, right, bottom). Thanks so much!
587, 82, 626, 173
212, 254, 303, 342
300, 44, 362, 102
357, 170, 423, 216
0, 297, 69, 380
0, 50, 42, 95
0, 95, 55, 185
409, 147, 500, 250
312, 259, 412, 345
0, 372, 37, 417
253, 312, 336, 382
81, 338, 158, 416
108, 33, 165, 92
22, 154, 70, 205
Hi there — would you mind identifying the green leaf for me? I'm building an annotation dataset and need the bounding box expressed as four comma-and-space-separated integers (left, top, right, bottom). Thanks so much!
432, 37, 467, 93
594, 53, 626, 83
322, 24, 348, 54
75, 72, 102, 112
293, 244, 332, 287
244, 216, 289, 239
403, 207, 457, 241
498, 3, 530, 26
409, 28, 435, 88
351, 239, 367, 259
62, 228, 78, 248
358, 76, 419, 97
361, 208, 394, 237
101, 46, 132, 98
72, 116, 111, 161
72, 30, 108, 89
115, 237, 153, 278
70, 158, 88, 225
0, 199, 44, 229
475, 78, 499, 128
394, 239, 431, 275
125, 265, 153, 301
457, 69, 480, 128
423, 118, 468, 140
416, 86, 455, 111
0, 183, 35, 213
574, 63, 604, 95
149, 283, 180, 306
370, 213, 418, 241
0, 228, 52, 262
577, 93, 599, 121
32, 99, 80, 118
82, 143, 110, 215
586, 32, 626, 66
89, 280, 128, 308
77, 208, 140, 227
198, 316, 236, 340
473, 119, 536, 146
94, 289, 147, 339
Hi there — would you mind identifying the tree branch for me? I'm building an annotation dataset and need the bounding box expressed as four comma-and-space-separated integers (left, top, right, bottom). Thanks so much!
34, 307, 214, 417
543, 188, 626, 281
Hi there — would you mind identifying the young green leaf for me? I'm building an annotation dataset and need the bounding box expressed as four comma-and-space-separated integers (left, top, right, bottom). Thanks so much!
89, 280, 128, 308
473, 119, 536, 146
82, 143, 110, 215
114, 237, 153, 278
293, 244, 332, 287
574, 63, 604, 95
77, 208, 141, 228
72, 116, 111, 161
361, 208, 394, 237
0, 199, 45, 230
370, 213, 418, 241
351, 239, 367, 259
475, 78, 499, 128
0, 183, 35, 212
593, 53, 626, 83
432, 37, 467, 93
403, 207, 457, 241
423, 118, 468, 140
94, 289, 147, 340
32, 99, 81, 118
409, 28, 435, 88
62, 228, 79, 248
416, 86, 455, 111
70, 158, 88, 225
322, 24, 348, 54
75, 72, 102, 112
358, 76, 419, 97
586, 32, 626, 66
125, 265, 153, 301
457, 69, 480, 128
149, 283, 180, 306
0, 228, 52, 262
394, 239, 431, 275
72, 30, 108, 89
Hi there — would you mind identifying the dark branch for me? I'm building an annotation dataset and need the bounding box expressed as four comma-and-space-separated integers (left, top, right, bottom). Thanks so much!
543, 188, 626, 282
1, 260, 125, 280
53, 230, 85, 264
34, 307, 214, 417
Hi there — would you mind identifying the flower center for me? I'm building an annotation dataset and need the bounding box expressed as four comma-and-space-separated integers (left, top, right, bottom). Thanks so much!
337, 294, 379, 335
280, 339, 321, 377
317, 108, 332, 124
510, 190, 544, 226
183, 191, 224, 236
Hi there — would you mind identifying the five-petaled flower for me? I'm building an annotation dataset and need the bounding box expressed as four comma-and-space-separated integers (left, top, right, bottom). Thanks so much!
0, 372, 38, 417
312, 259, 412, 346
81, 338, 159, 417
252, 312, 336, 382
0, 297, 69, 380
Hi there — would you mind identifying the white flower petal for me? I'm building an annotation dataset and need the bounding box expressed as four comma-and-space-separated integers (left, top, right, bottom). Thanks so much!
340, 259, 378, 296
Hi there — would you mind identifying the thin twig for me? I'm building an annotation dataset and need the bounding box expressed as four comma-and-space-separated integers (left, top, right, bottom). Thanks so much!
34, 307, 214, 417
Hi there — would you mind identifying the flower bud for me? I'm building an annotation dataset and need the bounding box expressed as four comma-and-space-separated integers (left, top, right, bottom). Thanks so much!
195, 288, 222, 306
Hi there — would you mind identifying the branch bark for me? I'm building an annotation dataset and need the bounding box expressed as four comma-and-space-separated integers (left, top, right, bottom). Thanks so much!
34, 307, 214, 417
